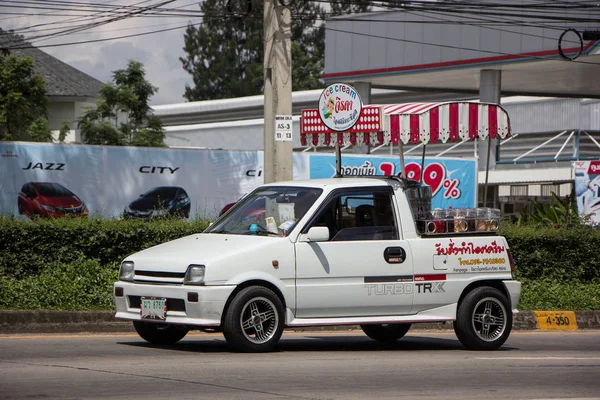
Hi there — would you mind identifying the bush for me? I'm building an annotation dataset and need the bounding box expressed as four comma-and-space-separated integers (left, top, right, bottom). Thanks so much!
518, 279, 600, 311
0, 257, 119, 310
500, 224, 600, 283
0, 216, 210, 279
0, 217, 599, 310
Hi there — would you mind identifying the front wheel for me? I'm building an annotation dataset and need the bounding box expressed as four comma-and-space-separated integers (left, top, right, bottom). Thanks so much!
133, 321, 189, 345
223, 286, 285, 352
454, 286, 512, 350
360, 323, 412, 342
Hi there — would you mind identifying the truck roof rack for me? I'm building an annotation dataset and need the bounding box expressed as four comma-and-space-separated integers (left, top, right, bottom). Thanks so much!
336, 174, 420, 189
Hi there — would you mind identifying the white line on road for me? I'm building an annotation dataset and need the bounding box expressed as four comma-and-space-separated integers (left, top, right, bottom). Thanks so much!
476, 357, 600, 360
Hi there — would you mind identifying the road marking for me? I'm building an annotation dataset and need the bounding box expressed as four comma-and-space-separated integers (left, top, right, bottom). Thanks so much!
476, 357, 600, 360
0, 333, 139, 339
1, 330, 599, 340
534, 311, 578, 330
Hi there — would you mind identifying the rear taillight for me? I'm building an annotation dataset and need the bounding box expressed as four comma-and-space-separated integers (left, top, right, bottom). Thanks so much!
507, 249, 516, 279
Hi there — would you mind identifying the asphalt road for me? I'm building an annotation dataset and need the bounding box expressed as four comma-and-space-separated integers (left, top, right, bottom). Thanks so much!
1, 330, 599, 400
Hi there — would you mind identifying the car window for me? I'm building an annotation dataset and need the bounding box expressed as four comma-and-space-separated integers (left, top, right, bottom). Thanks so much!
308, 189, 398, 241
143, 187, 178, 198
34, 183, 74, 197
207, 186, 322, 237
21, 184, 32, 197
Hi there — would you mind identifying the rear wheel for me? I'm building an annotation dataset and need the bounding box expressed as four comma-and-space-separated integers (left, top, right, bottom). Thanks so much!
133, 321, 189, 345
454, 286, 512, 350
360, 323, 412, 342
223, 286, 284, 352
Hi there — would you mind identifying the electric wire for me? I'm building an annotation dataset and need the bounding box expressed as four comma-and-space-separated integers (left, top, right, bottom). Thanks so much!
1, 0, 598, 57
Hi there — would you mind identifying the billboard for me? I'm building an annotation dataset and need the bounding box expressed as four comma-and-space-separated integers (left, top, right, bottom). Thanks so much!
0, 142, 313, 219
573, 160, 600, 225
309, 154, 477, 209
0, 142, 476, 219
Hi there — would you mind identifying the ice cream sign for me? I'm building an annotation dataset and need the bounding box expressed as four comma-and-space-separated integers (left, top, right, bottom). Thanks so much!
318, 83, 363, 132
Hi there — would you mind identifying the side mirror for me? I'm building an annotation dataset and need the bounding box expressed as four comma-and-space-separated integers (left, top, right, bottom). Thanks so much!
302, 226, 330, 242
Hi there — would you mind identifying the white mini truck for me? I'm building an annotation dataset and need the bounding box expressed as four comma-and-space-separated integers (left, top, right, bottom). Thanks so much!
114, 100, 520, 352
114, 176, 521, 352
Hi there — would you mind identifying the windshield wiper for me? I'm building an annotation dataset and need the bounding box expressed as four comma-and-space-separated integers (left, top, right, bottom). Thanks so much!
208, 229, 228, 234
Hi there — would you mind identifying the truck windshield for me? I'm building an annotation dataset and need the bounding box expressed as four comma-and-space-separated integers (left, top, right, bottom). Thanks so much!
207, 187, 322, 237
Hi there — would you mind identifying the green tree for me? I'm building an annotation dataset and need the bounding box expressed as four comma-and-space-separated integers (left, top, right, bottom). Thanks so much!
58, 121, 71, 143
79, 61, 165, 147
0, 54, 52, 142
180, 0, 371, 101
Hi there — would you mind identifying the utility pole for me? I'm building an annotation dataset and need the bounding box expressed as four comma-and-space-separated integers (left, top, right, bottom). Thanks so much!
264, 0, 292, 183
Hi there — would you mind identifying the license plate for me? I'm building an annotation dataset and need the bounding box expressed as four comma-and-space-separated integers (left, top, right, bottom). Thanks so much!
140, 297, 167, 320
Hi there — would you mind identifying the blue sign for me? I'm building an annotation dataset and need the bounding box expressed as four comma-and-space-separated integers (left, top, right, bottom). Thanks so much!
309, 154, 477, 209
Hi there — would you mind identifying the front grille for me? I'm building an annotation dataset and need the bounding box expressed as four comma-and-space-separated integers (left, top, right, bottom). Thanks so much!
128, 296, 186, 312
58, 206, 83, 214
133, 270, 185, 285
136, 270, 186, 278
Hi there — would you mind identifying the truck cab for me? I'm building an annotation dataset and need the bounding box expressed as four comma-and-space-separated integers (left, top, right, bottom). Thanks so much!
114, 176, 520, 352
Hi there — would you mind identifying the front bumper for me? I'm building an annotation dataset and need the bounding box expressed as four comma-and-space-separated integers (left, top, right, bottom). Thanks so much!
113, 282, 236, 327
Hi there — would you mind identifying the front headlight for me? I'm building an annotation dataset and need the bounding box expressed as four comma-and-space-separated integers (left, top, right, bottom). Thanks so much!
42, 204, 56, 212
119, 261, 135, 282
183, 264, 205, 286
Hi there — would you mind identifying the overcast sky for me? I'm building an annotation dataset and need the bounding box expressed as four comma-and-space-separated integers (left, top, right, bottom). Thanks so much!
0, 0, 202, 105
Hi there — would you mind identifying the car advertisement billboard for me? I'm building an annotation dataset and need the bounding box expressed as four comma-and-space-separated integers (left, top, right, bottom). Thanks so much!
573, 160, 600, 225
309, 153, 477, 209
0, 142, 313, 219
0, 142, 475, 219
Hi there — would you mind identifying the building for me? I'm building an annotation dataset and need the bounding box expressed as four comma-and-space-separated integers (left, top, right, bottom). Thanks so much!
153, 91, 599, 218
153, 1, 600, 219
0, 29, 103, 142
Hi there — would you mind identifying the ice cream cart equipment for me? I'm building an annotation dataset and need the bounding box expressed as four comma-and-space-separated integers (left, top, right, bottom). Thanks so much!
300, 96, 512, 236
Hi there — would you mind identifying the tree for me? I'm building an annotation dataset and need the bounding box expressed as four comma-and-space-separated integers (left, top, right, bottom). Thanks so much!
0, 53, 52, 142
79, 60, 165, 147
180, 0, 264, 101
180, 0, 371, 101
58, 121, 71, 143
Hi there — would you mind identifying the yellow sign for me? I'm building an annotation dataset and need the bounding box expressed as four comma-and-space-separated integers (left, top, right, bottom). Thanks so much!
534, 311, 578, 330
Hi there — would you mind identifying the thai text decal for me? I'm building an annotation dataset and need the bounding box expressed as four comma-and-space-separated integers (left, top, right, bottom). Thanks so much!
435, 240, 505, 256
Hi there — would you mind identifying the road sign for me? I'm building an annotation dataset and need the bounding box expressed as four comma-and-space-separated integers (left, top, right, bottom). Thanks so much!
275, 115, 293, 141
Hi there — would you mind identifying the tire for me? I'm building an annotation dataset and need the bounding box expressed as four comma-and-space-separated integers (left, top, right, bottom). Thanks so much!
454, 286, 512, 350
360, 323, 412, 342
133, 321, 189, 345
223, 286, 285, 352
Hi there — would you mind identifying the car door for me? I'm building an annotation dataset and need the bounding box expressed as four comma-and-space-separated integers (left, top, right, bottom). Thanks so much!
294, 187, 414, 318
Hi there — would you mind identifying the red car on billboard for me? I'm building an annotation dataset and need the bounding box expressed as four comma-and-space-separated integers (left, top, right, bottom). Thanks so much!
18, 182, 88, 218
218, 196, 268, 222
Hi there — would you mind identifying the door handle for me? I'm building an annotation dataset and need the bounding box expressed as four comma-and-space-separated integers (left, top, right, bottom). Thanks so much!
384, 247, 406, 264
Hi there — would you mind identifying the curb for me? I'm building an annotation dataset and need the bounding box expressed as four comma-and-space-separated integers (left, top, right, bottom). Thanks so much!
1, 310, 599, 334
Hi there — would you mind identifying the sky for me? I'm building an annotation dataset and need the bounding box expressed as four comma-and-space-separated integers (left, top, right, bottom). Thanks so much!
0, 0, 202, 106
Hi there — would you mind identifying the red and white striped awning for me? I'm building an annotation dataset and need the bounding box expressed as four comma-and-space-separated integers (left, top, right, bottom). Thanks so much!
300, 101, 511, 147
300, 105, 383, 147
